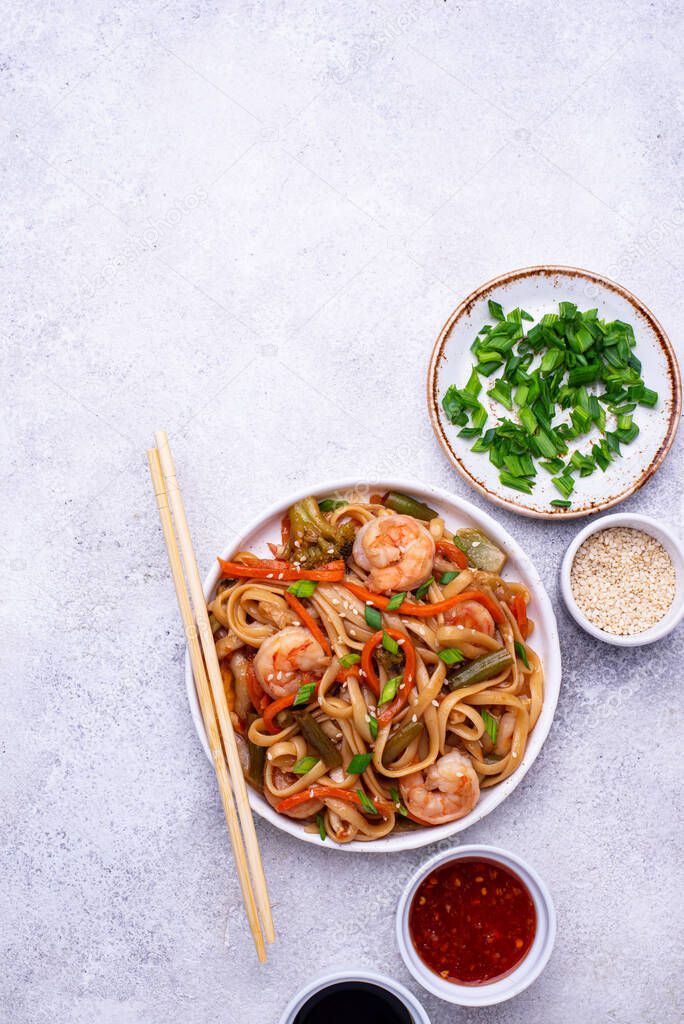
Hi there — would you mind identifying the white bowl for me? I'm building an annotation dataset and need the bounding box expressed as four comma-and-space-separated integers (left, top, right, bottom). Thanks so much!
278, 968, 431, 1024
396, 845, 556, 1006
560, 512, 684, 646
185, 477, 562, 852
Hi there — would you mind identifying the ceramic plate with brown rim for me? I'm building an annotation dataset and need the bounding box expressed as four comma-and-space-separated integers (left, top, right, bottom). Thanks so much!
428, 266, 681, 519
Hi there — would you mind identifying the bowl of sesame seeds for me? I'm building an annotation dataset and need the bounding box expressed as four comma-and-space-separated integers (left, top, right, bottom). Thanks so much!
561, 513, 684, 646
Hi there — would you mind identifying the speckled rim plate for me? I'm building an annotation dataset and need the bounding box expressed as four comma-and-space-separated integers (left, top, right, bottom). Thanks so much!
184, 477, 562, 853
428, 266, 681, 519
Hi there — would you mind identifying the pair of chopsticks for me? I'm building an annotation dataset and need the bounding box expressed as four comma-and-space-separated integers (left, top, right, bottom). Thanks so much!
148, 431, 274, 961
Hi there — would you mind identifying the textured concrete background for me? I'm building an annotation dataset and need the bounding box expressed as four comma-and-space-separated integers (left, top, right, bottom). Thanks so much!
2, 2, 683, 1023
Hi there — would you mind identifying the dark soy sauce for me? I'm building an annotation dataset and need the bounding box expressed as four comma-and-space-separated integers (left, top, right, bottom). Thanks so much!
293, 981, 414, 1024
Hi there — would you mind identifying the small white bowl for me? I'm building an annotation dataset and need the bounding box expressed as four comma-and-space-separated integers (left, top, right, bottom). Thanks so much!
396, 845, 556, 1007
560, 512, 684, 646
278, 967, 431, 1024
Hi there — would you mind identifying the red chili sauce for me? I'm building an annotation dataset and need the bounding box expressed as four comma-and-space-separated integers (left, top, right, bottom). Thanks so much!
408, 857, 536, 985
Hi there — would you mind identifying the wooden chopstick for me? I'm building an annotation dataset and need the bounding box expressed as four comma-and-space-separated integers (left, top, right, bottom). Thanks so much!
148, 447, 269, 962
152, 431, 276, 946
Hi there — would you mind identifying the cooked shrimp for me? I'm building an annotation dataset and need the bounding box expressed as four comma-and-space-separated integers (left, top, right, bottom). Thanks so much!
494, 711, 516, 757
444, 599, 495, 636
253, 625, 328, 699
264, 766, 323, 820
352, 514, 435, 593
399, 750, 480, 824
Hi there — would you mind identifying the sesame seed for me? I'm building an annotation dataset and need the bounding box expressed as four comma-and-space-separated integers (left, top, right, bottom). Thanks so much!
570, 527, 675, 635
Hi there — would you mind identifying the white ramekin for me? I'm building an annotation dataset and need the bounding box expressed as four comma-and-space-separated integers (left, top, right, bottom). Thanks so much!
278, 968, 431, 1024
396, 845, 556, 1007
560, 512, 684, 647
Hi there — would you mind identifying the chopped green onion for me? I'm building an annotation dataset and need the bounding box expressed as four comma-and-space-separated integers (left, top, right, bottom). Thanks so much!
339, 652, 361, 668
364, 604, 383, 630
488, 299, 505, 320
357, 789, 379, 815
514, 641, 530, 669
639, 387, 658, 407
386, 592, 406, 611
382, 631, 399, 655
315, 813, 326, 841
390, 786, 409, 817
292, 755, 319, 775
440, 571, 459, 585
482, 709, 498, 744
519, 405, 537, 434
318, 498, 346, 512
346, 753, 372, 775
552, 474, 575, 498
550, 498, 572, 508
293, 682, 316, 707
379, 675, 402, 706
438, 647, 465, 665
499, 471, 533, 494
415, 576, 434, 600
287, 579, 317, 598
368, 715, 378, 740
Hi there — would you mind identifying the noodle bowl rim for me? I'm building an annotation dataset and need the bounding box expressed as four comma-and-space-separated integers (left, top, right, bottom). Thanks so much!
184, 477, 562, 853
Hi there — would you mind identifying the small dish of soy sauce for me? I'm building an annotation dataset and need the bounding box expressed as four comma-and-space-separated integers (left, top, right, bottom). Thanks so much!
279, 969, 431, 1024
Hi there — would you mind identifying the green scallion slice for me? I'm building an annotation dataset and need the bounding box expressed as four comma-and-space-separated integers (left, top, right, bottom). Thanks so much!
390, 786, 409, 817
292, 755, 319, 775
386, 592, 406, 611
357, 789, 379, 815
293, 682, 316, 707
364, 604, 383, 630
379, 675, 402, 706
482, 709, 498, 744
339, 652, 361, 668
287, 579, 317, 598
440, 571, 459, 585
415, 576, 434, 600
346, 752, 372, 775
438, 647, 465, 665
382, 631, 399, 655
514, 641, 530, 669
368, 715, 378, 740
316, 813, 326, 841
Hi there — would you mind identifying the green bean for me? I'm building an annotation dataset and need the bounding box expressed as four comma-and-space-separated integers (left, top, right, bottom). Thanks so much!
382, 720, 424, 766
454, 528, 507, 573
382, 491, 438, 521
246, 713, 265, 787
446, 649, 513, 690
295, 711, 343, 768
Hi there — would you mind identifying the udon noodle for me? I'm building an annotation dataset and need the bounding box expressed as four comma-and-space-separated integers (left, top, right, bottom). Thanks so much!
208, 492, 543, 844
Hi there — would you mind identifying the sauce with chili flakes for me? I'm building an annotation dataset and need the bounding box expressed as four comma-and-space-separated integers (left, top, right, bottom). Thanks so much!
408, 857, 536, 985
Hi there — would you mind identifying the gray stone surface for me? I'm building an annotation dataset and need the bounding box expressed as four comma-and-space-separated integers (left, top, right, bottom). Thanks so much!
2, 3, 683, 1022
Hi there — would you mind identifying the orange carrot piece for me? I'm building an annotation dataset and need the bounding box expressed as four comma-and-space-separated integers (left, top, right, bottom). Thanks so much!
283, 591, 331, 656
343, 582, 505, 624
276, 786, 392, 816
436, 539, 469, 569
218, 557, 345, 582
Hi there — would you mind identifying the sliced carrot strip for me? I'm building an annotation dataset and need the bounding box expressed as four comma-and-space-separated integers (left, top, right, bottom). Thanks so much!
283, 591, 331, 656
360, 628, 416, 726
218, 557, 345, 581
246, 660, 269, 714
343, 582, 504, 624
436, 539, 469, 569
513, 593, 529, 638
262, 676, 320, 735
276, 786, 393, 816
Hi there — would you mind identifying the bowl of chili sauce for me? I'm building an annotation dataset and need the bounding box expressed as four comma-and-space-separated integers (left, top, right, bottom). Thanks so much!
396, 845, 556, 1006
